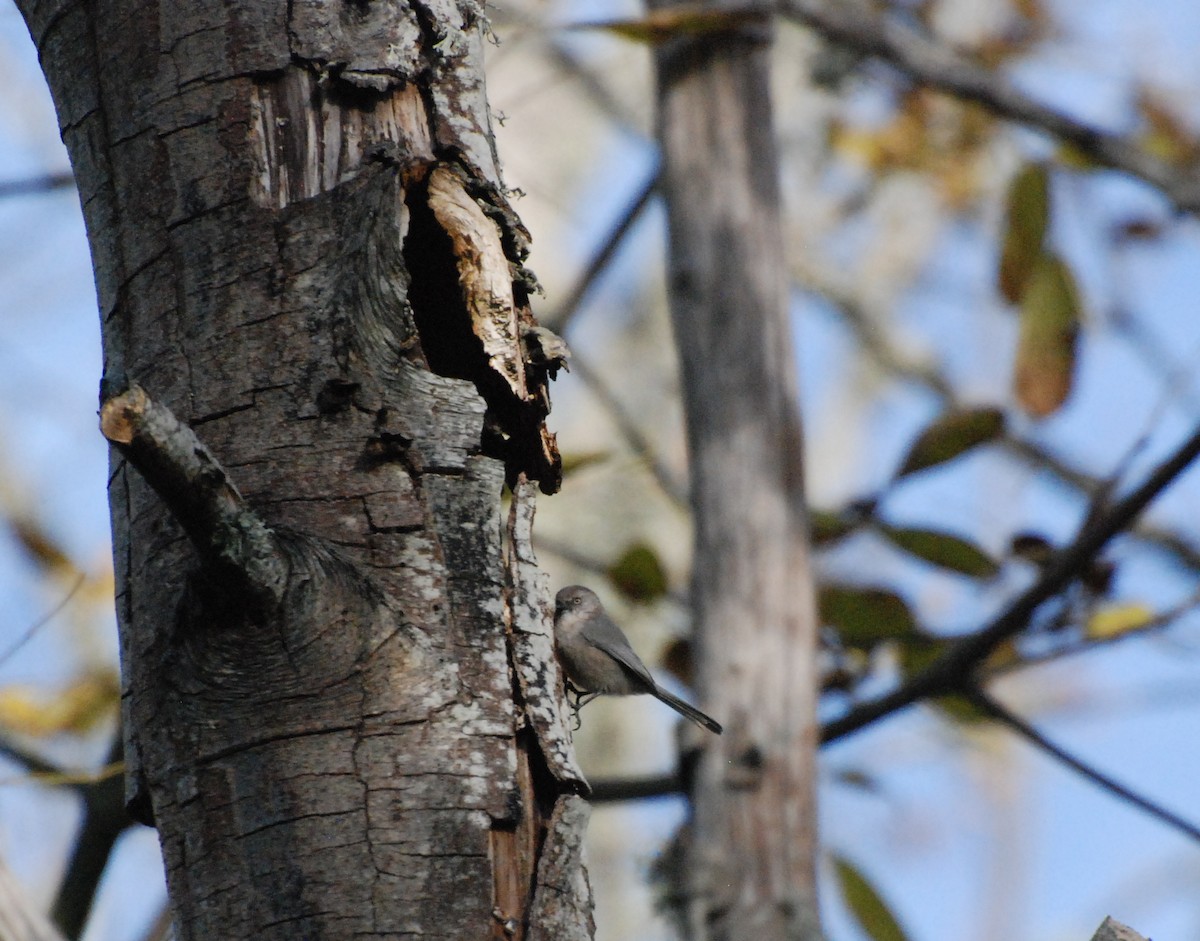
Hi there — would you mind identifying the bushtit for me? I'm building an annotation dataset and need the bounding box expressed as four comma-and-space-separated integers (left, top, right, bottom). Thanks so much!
553, 585, 722, 734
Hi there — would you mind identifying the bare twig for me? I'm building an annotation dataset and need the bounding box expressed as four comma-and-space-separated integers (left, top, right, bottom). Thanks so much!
534, 534, 612, 578
0, 735, 60, 779
589, 773, 681, 803
822, 419, 1200, 743
567, 354, 689, 505
0, 574, 86, 671
0, 172, 74, 199
779, 0, 1200, 214
965, 685, 1200, 844
992, 590, 1200, 677
543, 167, 659, 334
533, 165, 686, 502
51, 736, 133, 940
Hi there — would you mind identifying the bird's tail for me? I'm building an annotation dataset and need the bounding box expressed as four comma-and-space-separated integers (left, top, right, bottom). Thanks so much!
652, 685, 723, 734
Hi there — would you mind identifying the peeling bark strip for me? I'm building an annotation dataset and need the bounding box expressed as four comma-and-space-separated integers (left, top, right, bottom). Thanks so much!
18, 0, 585, 937
505, 480, 588, 791
427, 166, 526, 400
526, 797, 596, 941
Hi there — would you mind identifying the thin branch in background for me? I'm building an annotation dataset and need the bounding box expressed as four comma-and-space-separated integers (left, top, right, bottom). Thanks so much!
0, 854, 66, 941
51, 735, 133, 941
567, 353, 689, 505
0, 172, 75, 199
0, 733, 62, 779
535, 166, 687, 502
965, 685, 1200, 844
1078, 334, 1200, 534
535, 534, 611, 578
779, 0, 1200, 214
543, 167, 659, 334
587, 583, 1200, 804
0, 573, 87, 671
822, 418, 1200, 744
589, 773, 682, 803
490, 11, 645, 134
545, 37, 646, 137
534, 534, 690, 606
993, 589, 1200, 678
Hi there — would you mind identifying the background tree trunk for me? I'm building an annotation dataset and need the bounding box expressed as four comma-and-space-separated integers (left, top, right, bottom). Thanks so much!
14, 1, 589, 938
652, 8, 823, 940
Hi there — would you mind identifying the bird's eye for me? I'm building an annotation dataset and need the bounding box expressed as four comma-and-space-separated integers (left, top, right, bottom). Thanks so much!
572, 597, 581, 605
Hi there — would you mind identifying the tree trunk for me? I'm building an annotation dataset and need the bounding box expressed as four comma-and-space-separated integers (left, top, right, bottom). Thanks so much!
15, 2, 589, 938
652, 8, 823, 940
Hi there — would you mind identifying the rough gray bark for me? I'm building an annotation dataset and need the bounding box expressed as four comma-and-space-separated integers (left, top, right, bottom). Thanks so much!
16, 1, 589, 938
652, 7, 822, 940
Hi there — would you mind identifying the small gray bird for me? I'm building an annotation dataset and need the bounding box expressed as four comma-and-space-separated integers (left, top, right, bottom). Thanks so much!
553, 585, 722, 734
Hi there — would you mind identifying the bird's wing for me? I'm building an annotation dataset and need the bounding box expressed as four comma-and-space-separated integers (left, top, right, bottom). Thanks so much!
586, 614, 658, 691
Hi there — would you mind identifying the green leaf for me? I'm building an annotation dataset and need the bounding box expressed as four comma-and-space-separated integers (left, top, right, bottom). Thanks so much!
1013, 252, 1080, 418
932, 693, 991, 725
819, 585, 917, 650
998, 163, 1050, 303
606, 542, 669, 604
896, 636, 948, 678
880, 526, 999, 578
832, 856, 910, 941
810, 508, 863, 546
895, 407, 1006, 479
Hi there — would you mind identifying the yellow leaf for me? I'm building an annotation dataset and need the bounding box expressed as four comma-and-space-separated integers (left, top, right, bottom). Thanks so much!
0, 670, 120, 737
9, 518, 76, 575
1086, 603, 1155, 640
1013, 253, 1080, 417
